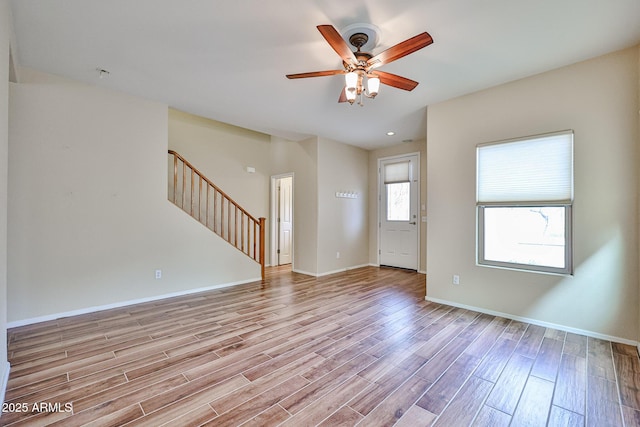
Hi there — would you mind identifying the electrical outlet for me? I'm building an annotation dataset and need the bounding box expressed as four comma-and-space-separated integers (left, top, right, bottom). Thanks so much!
336, 252, 340, 259
155, 269, 162, 279
452, 275, 460, 285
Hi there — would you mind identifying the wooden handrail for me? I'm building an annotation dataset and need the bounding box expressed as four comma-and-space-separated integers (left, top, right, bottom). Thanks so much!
168, 150, 266, 282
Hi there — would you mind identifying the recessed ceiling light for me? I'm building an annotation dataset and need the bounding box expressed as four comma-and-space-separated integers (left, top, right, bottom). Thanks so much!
386, 131, 395, 136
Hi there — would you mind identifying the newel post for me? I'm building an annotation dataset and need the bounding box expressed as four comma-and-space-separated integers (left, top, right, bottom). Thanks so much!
259, 217, 266, 283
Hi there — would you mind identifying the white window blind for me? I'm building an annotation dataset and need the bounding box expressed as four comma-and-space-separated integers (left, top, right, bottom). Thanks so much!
477, 131, 573, 203
384, 161, 410, 184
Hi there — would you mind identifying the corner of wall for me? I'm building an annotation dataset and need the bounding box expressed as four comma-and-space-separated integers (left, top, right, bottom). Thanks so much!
1, 0, 13, 410
0, 361, 9, 408
637, 43, 640, 346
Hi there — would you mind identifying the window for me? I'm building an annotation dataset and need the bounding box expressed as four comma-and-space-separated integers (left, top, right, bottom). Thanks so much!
386, 182, 410, 221
384, 161, 411, 221
476, 130, 573, 274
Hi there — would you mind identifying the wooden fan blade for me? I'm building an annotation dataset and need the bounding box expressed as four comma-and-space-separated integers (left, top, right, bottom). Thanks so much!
317, 25, 357, 64
338, 87, 347, 103
375, 71, 419, 91
367, 32, 433, 69
286, 70, 344, 79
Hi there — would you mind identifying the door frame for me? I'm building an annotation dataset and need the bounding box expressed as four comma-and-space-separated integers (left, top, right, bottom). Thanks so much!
377, 152, 421, 269
270, 172, 294, 267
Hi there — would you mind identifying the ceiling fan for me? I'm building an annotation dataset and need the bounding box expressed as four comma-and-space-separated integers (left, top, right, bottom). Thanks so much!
286, 24, 433, 105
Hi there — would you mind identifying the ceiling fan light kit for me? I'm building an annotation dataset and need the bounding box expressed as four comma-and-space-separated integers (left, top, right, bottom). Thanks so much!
343, 72, 380, 104
286, 23, 433, 107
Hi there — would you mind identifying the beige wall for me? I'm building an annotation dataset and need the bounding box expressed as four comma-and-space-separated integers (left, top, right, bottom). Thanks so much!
4, 40, 638, 349
427, 46, 640, 342
368, 139, 427, 272
270, 136, 319, 275
0, 0, 11, 399
7, 85, 370, 322
8, 81, 261, 323
168, 109, 271, 264
270, 135, 369, 276
317, 137, 369, 274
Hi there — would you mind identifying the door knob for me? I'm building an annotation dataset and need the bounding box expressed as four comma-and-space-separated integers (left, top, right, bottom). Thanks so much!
409, 222, 416, 225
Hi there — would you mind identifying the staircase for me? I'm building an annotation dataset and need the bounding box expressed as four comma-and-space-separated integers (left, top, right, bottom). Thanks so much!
168, 150, 266, 282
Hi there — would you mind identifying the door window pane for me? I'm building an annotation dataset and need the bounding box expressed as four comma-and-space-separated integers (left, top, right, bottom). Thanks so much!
386, 182, 410, 221
483, 206, 566, 269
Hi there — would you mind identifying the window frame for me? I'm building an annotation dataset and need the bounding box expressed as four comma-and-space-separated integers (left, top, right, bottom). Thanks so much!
476, 130, 574, 275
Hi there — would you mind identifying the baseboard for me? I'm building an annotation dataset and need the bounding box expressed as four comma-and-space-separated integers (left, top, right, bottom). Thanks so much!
373, 262, 426, 275
292, 264, 377, 278
316, 268, 348, 277
291, 268, 347, 278
0, 361, 9, 411
294, 265, 425, 277
347, 263, 372, 271
426, 296, 638, 347
7, 277, 262, 329
291, 268, 317, 277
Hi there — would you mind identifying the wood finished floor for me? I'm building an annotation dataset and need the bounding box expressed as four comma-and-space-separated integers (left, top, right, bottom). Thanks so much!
3, 266, 640, 426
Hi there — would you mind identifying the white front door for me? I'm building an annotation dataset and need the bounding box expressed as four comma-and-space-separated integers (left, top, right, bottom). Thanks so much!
277, 176, 293, 265
379, 154, 419, 270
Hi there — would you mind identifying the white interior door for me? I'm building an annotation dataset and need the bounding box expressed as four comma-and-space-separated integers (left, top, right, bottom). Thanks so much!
277, 176, 293, 265
379, 155, 419, 270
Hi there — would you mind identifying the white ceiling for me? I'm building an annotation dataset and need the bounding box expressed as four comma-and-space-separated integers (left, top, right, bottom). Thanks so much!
9, 0, 640, 150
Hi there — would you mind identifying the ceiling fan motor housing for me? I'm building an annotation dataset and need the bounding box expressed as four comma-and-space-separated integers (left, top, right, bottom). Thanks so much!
349, 33, 369, 50
341, 23, 381, 52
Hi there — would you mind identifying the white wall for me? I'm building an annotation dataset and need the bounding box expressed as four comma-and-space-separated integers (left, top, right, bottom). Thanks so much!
317, 137, 369, 274
8, 81, 260, 323
368, 139, 427, 272
0, 0, 12, 404
427, 46, 640, 342
168, 109, 271, 264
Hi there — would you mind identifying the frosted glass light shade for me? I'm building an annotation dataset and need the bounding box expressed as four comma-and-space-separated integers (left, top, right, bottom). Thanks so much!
345, 88, 356, 102
367, 76, 380, 96
345, 72, 358, 91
